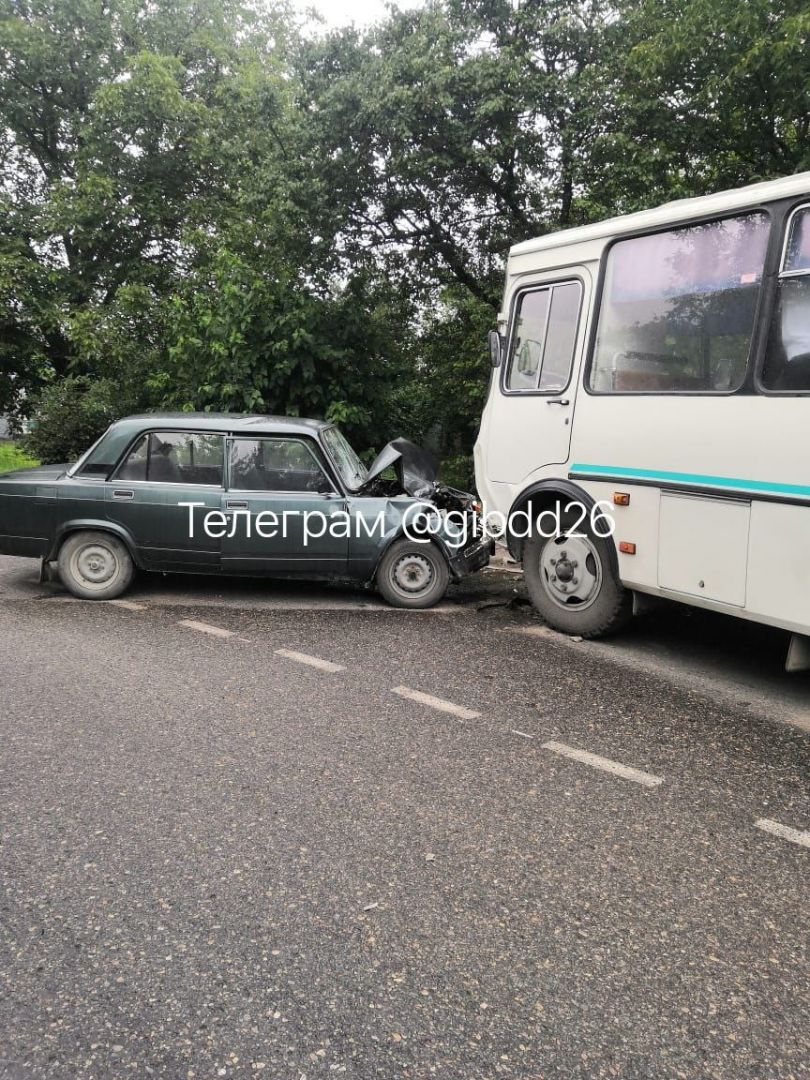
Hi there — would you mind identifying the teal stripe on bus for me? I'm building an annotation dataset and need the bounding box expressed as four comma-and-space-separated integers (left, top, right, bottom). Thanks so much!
569, 463, 810, 499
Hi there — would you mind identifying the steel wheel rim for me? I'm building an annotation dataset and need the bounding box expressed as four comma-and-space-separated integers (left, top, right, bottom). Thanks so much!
390, 552, 434, 597
538, 533, 602, 612
70, 542, 118, 591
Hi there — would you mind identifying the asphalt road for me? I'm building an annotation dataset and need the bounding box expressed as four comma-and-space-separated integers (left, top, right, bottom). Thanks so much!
0, 556, 808, 1079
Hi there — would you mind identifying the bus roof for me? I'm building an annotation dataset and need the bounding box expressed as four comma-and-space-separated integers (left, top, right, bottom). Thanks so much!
510, 170, 810, 260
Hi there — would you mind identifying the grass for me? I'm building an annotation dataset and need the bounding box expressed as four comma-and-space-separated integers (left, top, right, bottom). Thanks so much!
0, 441, 40, 473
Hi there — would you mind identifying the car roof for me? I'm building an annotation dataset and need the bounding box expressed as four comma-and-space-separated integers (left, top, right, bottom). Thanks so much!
70, 413, 335, 476
111, 413, 332, 437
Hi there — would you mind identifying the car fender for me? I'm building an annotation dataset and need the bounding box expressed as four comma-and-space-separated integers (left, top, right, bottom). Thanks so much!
369, 528, 455, 584
367, 502, 456, 582
47, 519, 143, 567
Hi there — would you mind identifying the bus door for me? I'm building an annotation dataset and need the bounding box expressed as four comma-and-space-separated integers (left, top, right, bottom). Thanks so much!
485, 268, 591, 485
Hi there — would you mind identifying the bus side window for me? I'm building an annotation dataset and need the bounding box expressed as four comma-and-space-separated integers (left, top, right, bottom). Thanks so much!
590, 213, 770, 394
761, 207, 810, 393
505, 281, 582, 393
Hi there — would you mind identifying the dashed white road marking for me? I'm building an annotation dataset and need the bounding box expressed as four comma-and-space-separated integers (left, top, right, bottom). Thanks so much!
392, 686, 480, 721
542, 740, 662, 788
178, 619, 235, 639
510, 728, 535, 740
274, 649, 345, 673
754, 818, 810, 850
107, 599, 145, 611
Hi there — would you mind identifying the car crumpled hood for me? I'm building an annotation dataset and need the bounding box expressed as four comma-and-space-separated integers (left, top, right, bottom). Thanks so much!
361, 439, 439, 498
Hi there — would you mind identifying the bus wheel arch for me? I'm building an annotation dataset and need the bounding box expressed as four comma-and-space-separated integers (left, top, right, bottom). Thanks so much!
508, 480, 631, 639
505, 480, 613, 564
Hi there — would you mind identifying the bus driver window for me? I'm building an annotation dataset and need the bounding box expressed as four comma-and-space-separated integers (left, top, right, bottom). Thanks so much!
762, 207, 810, 392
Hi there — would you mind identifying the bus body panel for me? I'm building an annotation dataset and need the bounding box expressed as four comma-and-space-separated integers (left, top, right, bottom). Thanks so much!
475, 170, 810, 639
657, 493, 750, 607
748, 503, 810, 630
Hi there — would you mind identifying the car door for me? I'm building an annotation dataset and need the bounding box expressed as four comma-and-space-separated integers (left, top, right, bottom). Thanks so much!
220, 436, 348, 576
105, 430, 225, 570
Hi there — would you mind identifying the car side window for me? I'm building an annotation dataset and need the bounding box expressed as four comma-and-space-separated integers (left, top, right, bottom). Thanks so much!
116, 435, 149, 480
505, 281, 582, 392
229, 438, 333, 493
761, 207, 810, 392
116, 432, 224, 485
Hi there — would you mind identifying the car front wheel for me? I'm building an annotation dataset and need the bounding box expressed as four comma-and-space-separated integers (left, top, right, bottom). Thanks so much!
375, 538, 450, 609
57, 531, 135, 601
522, 508, 631, 638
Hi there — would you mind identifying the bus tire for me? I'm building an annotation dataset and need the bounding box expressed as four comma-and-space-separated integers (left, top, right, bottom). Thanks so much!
522, 507, 631, 638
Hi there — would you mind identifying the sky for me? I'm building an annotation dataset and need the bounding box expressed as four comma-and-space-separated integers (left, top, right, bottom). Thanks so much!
294, 0, 424, 30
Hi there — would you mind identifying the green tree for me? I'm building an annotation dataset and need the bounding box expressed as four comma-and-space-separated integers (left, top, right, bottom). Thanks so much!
586, 0, 810, 214
0, 0, 284, 414
296, 0, 616, 304
4, 0, 809, 479
294, 0, 619, 467
159, 251, 413, 450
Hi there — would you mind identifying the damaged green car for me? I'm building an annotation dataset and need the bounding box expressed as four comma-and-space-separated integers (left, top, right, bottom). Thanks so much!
0, 414, 492, 608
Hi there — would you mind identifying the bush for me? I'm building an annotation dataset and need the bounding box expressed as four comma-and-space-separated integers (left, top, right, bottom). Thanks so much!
23, 377, 131, 464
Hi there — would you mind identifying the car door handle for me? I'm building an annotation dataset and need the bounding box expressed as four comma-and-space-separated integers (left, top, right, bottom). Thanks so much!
546, 398, 570, 406
225, 500, 249, 510
112, 489, 134, 500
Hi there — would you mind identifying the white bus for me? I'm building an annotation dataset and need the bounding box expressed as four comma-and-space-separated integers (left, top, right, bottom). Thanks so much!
474, 172, 810, 670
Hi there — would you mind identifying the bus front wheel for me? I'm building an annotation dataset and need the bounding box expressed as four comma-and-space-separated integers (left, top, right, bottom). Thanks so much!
522, 508, 632, 638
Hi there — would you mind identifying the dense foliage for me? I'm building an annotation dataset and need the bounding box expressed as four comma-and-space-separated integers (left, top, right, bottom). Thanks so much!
2, 0, 808, 465
21, 376, 127, 463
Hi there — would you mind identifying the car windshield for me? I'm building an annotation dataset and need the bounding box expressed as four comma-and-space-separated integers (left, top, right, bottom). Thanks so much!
322, 426, 367, 490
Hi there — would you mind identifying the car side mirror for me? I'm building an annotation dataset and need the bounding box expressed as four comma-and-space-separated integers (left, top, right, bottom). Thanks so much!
488, 329, 503, 368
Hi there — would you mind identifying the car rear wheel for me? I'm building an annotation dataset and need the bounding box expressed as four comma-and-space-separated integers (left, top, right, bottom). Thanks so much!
376, 538, 450, 609
523, 507, 631, 638
57, 531, 135, 601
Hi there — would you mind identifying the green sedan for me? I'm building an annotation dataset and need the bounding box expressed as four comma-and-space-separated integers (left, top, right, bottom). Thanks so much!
0, 414, 492, 608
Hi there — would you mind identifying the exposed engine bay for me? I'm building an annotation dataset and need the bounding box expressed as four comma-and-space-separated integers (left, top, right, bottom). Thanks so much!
358, 438, 477, 512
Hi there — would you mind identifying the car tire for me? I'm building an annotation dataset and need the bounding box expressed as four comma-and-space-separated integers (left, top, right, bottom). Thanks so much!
57, 531, 135, 601
376, 538, 450, 609
522, 507, 631, 638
